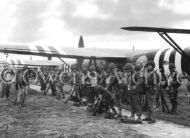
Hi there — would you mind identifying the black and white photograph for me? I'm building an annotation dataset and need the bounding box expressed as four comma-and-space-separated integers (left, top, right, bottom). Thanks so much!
0, 0, 190, 137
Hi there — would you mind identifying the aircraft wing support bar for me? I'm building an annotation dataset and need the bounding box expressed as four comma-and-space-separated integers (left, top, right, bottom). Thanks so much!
58, 57, 71, 69
157, 32, 190, 62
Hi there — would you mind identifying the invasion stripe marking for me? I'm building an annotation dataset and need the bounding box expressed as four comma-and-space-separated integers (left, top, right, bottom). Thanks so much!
159, 49, 169, 71
49, 46, 59, 54
36, 46, 46, 54
154, 49, 166, 71
163, 48, 173, 75
29, 45, 39, 53
54, 47, 66, 55
40, 45, 52, 54
175, 52, 182, 74
169, 50, 176, 64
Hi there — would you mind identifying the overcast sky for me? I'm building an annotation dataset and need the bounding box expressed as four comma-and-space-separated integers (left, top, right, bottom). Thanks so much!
0, 0, 190, 52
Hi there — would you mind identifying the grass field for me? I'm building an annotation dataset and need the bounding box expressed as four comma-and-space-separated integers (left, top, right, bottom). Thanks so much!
0, 81, 190, 137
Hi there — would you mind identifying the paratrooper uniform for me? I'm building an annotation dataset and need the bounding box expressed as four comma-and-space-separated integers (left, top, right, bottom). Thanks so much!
167, 63, 181, 113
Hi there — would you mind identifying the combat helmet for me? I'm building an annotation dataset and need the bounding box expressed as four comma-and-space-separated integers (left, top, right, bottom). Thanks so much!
88, 66, 96, 72
146, 60, 155, 68
134, 63, 143, 71
108, 63, 116, 70
123, 63, 134, 71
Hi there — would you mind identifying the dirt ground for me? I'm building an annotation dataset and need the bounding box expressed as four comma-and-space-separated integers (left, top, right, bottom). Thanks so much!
0, 81, 190, 138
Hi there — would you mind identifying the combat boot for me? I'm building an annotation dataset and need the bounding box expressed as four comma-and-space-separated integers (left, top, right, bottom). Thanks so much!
142, 117, 151, 121
172, 103, 178, 114
148, 120, 156, 124
136, 116, 142, 123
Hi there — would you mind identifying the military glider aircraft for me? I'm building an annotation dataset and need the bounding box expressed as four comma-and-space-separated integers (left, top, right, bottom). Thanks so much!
0, 28, 190, 75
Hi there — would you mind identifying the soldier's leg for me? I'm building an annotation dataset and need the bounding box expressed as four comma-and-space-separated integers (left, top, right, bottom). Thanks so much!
145, 90, 156, 122
45, 83, 50, 94
109, 94, 117, 115
141, 94, 148, 111
78, 86, 83, 104
160, 90, 170, 113
104, 93, 111, 113
5, 85, 10, 99
134, 94, 142, 121
129, 95, 136, 119
156, 89, 161, 108
169, 91, 175, 112
173, 89, 178, 113
50, 83, 56, 96
88, 87, 93, 104
117, 93, 123, 117
56, 86, 61, 99
1, 84, 5, 98
122, 87, 129, 104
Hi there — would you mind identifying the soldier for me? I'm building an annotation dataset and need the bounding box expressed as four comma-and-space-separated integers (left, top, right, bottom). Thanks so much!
105, 63, 124, 117
158, 69, 170, 113
143, 60, 159, 123
15, 68, 29, 107
45, 71, 57, 96
65, 64, 85, 105
1, 83, 11, 100
55, 65, 65, 99
86, 66, 98, 104
167, 63, 181, 114
37, 68, 46, 95
128, 63, 144, 122
122, 63, 134, 104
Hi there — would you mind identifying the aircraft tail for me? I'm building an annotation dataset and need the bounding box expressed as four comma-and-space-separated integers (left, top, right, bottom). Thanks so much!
76, 35, 84, 70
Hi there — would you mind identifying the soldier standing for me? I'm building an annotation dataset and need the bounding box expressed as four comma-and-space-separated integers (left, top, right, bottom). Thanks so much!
167, 63, 181, 114
122, 63, 133, 104
1, 83, 11, 100
15, 69, 29, 107
37, 68, 46, 95
129, 63, 144, 122
143, 61, 159, 123
55, 65, 65, 99
105, 63, 123, 117
158, 69, 170, 113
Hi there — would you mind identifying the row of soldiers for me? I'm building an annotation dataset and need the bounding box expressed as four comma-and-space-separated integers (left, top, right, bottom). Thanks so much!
37, 60, 182, 124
